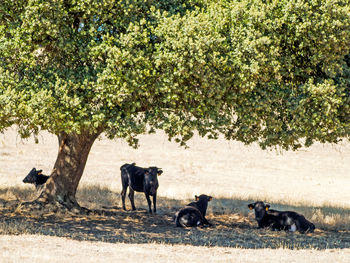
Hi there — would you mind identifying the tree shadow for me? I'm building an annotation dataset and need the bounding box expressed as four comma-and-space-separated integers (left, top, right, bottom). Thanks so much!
0, 186, 349, 249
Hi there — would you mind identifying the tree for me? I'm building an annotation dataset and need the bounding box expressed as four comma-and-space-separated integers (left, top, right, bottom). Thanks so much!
155, 0, 350, 149
1, 0, 350, 209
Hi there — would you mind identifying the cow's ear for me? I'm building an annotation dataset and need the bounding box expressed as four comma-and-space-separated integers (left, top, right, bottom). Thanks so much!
37, 170, 43, 175
157, 169, 163, 176
248, 203, 254, 210
208, 196, 213, 201
265, 204, 270, 211
195, 195, 199, 201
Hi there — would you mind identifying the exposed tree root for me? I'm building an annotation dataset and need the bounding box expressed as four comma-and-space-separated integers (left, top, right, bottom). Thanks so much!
0, 198, 121, 218
12, 199, 91, 217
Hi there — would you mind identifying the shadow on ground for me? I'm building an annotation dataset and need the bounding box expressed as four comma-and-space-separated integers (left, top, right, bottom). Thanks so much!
0, 186, 349, 249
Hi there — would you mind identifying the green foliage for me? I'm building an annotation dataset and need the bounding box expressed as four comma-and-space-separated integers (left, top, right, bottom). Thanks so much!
215, 0, 350, 149
152, 0, 350, 148
0, 0, 200, 142
1, 0, 350, 149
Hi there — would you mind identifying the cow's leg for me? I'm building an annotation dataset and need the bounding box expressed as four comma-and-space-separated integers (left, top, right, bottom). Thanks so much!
121, 186, 127, 210
128, 189, 136, 210
202, 216, 212, 226
271, 222, 282, 231
145, 193, 152, 213
152, 193, 157, 213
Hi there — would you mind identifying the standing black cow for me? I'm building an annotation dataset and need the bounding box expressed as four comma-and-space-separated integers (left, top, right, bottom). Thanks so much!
248, 201, 315, 233
175, 194, 213, 227
120, 163, 163, 213
23, 168, 49, 190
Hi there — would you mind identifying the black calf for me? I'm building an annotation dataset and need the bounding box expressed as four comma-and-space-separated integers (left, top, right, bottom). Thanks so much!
248, 201, 315, 233
23, 168, 49, 190
175, 194, 213, 227
120, 162, 163, 213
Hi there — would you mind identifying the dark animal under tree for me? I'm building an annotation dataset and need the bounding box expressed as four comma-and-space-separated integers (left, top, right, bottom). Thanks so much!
23, 168, 50, 190
175, 194, 213, 227
248, 201, 315, 233
120, 162, 163, 213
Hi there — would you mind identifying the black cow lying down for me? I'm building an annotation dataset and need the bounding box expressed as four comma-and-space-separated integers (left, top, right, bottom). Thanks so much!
175, 194, 213, 227
23, 168, 49, 190
120, 162, 163, 213
248, 201, 315, 233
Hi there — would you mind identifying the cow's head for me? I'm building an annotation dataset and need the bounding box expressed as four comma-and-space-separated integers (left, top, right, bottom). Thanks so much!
195, 194, 213, 202
145, 167, 162, 176
23, 168, 42, 184
248, 201, 270, 221
144, 167, 162, 195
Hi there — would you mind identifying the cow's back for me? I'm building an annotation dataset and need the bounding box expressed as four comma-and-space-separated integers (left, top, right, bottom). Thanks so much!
262, 209, 285, 230
123, 165, 145, 192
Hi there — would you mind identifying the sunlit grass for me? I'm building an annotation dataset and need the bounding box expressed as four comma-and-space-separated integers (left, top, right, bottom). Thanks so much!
2, 183, 349, 233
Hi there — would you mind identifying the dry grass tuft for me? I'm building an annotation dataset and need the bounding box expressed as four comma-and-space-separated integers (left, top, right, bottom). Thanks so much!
0, 187, 34, 202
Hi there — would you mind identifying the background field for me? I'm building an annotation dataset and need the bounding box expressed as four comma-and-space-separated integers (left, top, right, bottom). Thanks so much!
0, 127, 350, 262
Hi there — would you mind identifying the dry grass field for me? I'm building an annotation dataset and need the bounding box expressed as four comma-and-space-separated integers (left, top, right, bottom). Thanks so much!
1, 127, 350, 262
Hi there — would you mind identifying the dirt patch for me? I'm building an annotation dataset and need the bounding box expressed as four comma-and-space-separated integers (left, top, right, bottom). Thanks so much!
1, 235, 349, 263
0, 198, 349, 250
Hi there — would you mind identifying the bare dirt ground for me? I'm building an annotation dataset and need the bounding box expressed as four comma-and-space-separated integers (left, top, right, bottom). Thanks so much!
1, 235, 350, 263
1, 127, 350, 262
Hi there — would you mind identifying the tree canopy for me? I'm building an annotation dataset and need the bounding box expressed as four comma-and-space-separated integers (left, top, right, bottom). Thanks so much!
1, 0, 350, 150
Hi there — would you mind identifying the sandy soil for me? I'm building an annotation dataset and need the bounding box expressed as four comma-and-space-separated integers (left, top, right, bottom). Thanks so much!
1, 235, 350, 263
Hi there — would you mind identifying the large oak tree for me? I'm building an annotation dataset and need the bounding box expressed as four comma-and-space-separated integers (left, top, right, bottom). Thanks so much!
1, 0, 350, 209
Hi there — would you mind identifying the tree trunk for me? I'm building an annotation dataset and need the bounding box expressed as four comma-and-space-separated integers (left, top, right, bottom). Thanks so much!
37, 131, 100, 209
